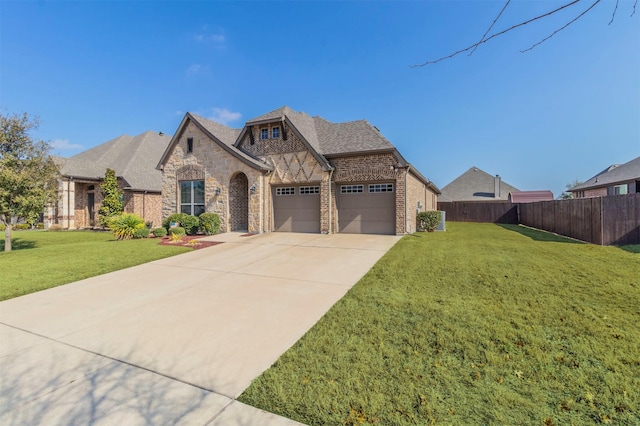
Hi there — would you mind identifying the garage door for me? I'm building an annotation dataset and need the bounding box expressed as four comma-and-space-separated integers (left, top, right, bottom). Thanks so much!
336, 183, 395, 234
273, 185, 321, 233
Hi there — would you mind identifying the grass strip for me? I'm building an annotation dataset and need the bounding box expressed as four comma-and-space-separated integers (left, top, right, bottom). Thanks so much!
0, 230, 190, 301
239, 223, 640, 425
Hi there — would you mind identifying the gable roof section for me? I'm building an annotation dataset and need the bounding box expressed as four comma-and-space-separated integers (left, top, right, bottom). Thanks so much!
439, 166, 519, 202
157, 113, 272, 172
61, 131, 171, 191
569, 156, 640, 191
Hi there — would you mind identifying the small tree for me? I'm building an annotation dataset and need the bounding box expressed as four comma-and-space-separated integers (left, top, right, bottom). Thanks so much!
558, 179, 584, 200
98, 168, 123, 227
0, 112, 59, 252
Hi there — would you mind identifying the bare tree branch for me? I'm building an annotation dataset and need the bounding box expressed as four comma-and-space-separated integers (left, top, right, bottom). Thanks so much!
520, 0, 601, 53
609, 0, 619, 24
411, 0, 582, 67
469, 0, 511, 57
632, 0, 637, 17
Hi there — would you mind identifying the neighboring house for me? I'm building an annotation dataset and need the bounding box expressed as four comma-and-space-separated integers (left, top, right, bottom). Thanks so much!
568, 156, 640, 198
45, 131, 172, 229
509, 190, 554, 203
439, 167, 519, 202
157, 106, 440, 235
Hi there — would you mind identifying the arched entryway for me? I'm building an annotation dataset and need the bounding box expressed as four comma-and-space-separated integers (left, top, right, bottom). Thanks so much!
229, 172, 249, 231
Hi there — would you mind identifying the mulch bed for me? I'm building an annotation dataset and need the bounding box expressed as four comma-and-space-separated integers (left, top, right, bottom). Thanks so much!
157, 235, 223, 250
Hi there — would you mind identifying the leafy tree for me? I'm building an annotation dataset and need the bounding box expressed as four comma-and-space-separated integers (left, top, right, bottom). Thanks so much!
98, 168, 123, 227
559, 179, 584, 199
0, 112, 59, 252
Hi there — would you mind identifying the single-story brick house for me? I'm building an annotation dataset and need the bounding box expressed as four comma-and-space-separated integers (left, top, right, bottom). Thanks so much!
568, 156, 640, 198
46, 131, 172, 229
157, 106, 440, 235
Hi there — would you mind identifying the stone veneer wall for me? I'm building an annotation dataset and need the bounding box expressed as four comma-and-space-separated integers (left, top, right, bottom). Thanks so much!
161, 120, 264, 233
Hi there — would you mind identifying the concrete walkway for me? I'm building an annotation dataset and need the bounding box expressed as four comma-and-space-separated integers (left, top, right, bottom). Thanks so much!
0, 232, 401, 425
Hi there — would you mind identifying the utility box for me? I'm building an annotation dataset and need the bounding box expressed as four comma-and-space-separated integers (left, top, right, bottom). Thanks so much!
435, 210, 446, 232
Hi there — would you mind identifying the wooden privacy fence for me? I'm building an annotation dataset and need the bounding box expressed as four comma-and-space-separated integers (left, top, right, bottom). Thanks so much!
438, 193, 640, 245
437, 201, 518, 224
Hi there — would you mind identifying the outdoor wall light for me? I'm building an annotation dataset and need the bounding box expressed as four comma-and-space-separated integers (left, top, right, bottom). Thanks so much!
250, 184, 257, 195
215, 187, 221, 195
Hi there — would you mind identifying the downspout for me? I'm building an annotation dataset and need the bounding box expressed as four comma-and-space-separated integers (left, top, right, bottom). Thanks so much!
67, 177, 72, 229
404, 165, 409, 234
328, 168, 334, 234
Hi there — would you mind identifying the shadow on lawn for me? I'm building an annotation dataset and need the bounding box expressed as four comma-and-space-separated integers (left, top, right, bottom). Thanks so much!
497, 224, 583, 244
0, 238, 38, 252
618, 245, 640, 254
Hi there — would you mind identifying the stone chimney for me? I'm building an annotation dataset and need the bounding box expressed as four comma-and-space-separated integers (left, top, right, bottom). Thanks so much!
494, 175, 501, 199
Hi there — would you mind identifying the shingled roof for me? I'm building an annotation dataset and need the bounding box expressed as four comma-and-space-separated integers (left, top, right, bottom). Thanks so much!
569, 156, 640, 191
244, 106, 396, 156
439, 167, 519, 202
62, 131, 171, 191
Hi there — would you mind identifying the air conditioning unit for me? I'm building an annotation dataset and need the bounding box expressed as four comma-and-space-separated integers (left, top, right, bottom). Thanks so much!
435, 210, 446, 232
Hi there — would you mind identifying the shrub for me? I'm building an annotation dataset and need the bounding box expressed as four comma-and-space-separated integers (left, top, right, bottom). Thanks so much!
14, 223, 31, 230
417, 211, 441, 232
163, 213, 184, 230
169, 226, 186, 237
0, 223, 4, 231
48, 224, 64, 231
35, 222, 45, 229
133, 228, 150, 239
151, 227, 167, 238
163, 213, 199, 235
108, 213, 145, 240
180, 215, 200, 235
199, 212, 221, 235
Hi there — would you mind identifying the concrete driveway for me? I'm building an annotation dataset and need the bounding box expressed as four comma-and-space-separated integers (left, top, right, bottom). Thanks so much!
0, 232, 400, 425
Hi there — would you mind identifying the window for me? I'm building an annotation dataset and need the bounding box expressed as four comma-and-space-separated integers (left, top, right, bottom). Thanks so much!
187, 137, 194, 153
276, 187, 295, 195
271, 127, 280, 139
300, 186, 320, 194
261, 129, 269, 140
614, 184, 628, 195
369, 183, 394, 193
180, 180, 205, 216
341, 185, 364, 194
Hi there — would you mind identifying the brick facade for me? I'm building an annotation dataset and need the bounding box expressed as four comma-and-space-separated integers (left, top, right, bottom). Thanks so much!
161, 121, 264, 233
49, 179, 162, 229
160, 114, 439, 235
406, 170, 435, 233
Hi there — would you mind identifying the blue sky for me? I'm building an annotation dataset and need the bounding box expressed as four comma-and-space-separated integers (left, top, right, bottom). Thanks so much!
1, 0, 638, 197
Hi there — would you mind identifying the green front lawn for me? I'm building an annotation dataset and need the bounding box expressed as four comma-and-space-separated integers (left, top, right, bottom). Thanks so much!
239, 223, 640, 425
0, 230, 190, 301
